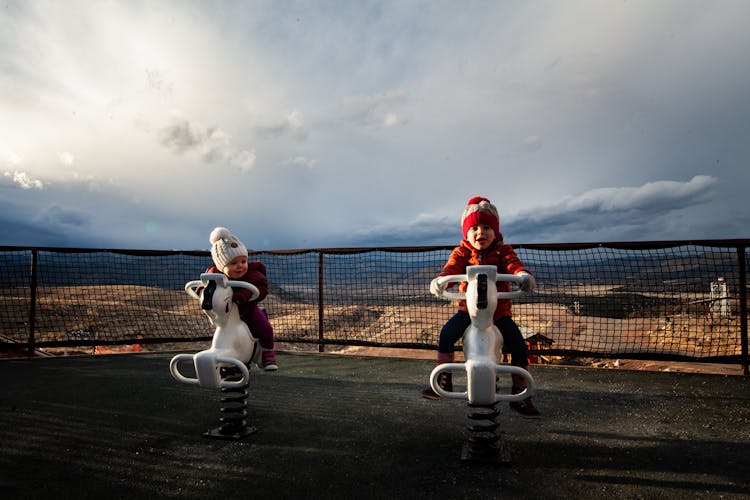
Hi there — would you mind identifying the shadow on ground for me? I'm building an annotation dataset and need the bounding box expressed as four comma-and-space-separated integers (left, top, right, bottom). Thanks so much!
0, 352, 748, 499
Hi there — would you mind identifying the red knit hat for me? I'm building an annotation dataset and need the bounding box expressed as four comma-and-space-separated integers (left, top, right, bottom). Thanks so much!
461, 196, 500, 238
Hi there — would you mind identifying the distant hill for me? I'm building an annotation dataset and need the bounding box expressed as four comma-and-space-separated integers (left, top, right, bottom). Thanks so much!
1, 245, 740, 301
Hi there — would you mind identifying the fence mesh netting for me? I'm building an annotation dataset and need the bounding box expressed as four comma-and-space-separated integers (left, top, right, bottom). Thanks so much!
0, 242, 747, 363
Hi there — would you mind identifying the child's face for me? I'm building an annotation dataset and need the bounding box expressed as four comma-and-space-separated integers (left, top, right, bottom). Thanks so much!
466, 224, 496, 250
223, 255, 248, 279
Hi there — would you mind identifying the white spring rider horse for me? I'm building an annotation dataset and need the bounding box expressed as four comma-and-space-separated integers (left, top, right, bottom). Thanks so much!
430, 265, 535, 462
170, 273, 261, 389
169, 273, 262, 438
430, 265, 535, 404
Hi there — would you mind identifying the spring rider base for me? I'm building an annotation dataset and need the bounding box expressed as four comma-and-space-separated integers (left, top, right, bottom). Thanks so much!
202, 365, 258, 440
460, 403, 511, 464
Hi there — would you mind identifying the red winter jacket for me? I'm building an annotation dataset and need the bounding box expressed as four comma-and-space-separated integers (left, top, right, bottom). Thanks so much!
438, 239, 529, 320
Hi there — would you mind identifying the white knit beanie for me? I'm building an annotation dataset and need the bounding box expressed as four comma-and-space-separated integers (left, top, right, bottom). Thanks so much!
209, 227, 248, 270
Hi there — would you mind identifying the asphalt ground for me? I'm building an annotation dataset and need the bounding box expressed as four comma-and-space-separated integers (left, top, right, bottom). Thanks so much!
1, 352, 748, 499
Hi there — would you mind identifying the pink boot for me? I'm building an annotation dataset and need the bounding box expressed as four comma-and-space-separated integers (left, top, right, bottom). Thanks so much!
509, 372, 541, 418
261, 349, 278, 371
421, 352, 454, 400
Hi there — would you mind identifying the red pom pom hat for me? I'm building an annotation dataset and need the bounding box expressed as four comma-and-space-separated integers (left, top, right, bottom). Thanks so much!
460, 196, 500, 238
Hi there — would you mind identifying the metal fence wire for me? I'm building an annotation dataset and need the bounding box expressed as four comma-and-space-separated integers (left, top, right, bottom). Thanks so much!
0, 241, 748, 367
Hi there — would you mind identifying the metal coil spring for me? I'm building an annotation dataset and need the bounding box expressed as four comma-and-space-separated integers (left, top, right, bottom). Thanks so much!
463, 402, 503, 462
217, 366, 249, 435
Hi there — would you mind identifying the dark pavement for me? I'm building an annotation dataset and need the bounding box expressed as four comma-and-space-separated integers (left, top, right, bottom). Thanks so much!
1, 352, 748, 499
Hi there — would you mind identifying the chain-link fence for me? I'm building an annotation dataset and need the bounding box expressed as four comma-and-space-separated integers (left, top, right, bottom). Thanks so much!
1, 241, 747, 368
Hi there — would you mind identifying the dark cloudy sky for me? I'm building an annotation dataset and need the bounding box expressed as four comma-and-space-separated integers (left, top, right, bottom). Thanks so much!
2, 0, 748, 250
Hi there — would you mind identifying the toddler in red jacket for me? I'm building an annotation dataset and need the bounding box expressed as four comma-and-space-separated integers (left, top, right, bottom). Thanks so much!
421, 197, 540, 417
206, 227, 278, 371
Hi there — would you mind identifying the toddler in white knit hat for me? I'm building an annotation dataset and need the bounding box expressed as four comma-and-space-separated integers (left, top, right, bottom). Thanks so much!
207, 227, 278, 371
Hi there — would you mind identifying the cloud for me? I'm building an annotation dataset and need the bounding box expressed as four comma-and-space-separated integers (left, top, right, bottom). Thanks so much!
159, 116, 214, 154
158, 115, 256, 170
382, 112, 408, 128
3, 170, 44, 189
1, 2, 748, 250
233, 150, 257, 172
523, 175, 717, 222
257, 109, 308, 139
0, 182, 100, 248
0, 171, 223, 249
58, 152, 75, 166
340, 213, 456, 247
34, 205, 89, 228
337, 176, 723, 247
145, 68, 174, 97
280, 156, 317, 169
337, 89, 408, 128
1, 148, 22, 168
0, 211, 85, 248
520, 135, 543, 152
504, 175, 721, 242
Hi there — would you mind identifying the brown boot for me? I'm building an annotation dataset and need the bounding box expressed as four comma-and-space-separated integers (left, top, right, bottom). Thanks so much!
509, 373, 541, 418
421, 371, 453, 400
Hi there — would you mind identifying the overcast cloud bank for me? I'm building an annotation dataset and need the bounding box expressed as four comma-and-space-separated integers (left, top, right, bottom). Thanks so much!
1, 1, 748, 250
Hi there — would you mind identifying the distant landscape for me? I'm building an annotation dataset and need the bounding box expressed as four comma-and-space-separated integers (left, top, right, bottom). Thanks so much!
1, 246, 744, 368
1, 280, 741, 362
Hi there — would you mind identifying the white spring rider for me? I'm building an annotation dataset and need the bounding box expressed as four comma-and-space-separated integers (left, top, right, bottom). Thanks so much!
430, 265, 535, 461
169, 273, 262, 438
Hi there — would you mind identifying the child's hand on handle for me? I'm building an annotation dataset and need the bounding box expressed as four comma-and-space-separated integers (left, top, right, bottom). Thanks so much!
517, 271, 536, 293
232, 288, 253, 304
430, 277, 446, 297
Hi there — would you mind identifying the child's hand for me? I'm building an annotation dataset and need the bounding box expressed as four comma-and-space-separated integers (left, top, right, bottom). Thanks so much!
517, 272, 536, 293
232, 288, 253, 304
430, 277, 445, 297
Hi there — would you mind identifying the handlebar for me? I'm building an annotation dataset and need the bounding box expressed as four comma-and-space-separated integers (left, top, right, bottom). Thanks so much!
184, 273, 260, 302
430, 362, 535, 403
435, 272, 525, 300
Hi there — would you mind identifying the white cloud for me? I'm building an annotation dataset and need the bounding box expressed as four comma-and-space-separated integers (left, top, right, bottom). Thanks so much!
520, 135, 543, 152
1, 149, 21, 168
280, 156, 317, 169
338, 89, 408, 127
256, 109, 308, 139
286, 109, 305, 133
59, 152, 75, 166
233, 149, 257, 172
3, 171, 44, 190
382, 112, 407, 128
